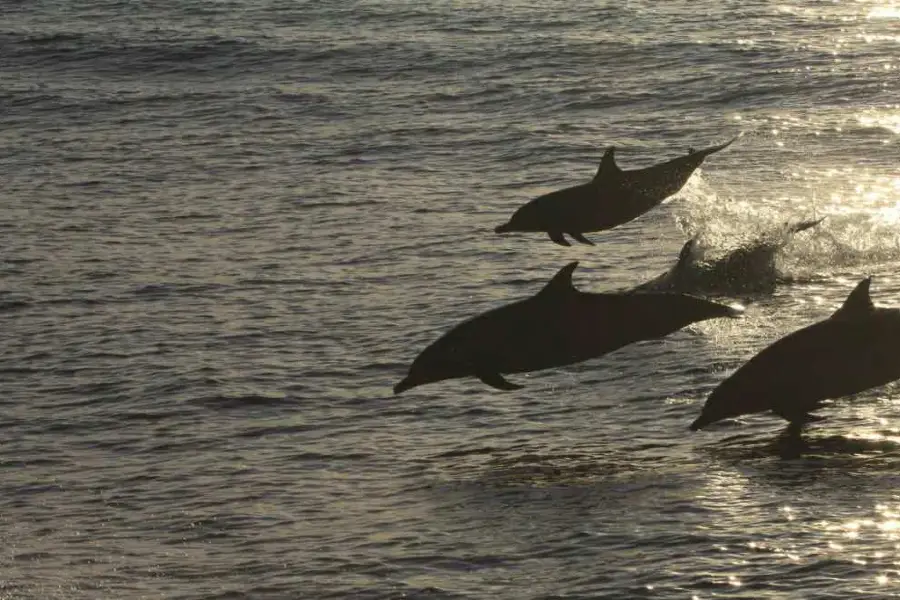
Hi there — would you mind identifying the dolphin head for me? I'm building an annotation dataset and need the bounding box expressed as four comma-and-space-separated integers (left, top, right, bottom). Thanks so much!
690, 359, 774, 430
690, 382, 761, 431
393, 371, 427, 395
495, 201, 544, 234
689, 412, 713, 431
394, 338, 471, 394
690, 398, 730, 431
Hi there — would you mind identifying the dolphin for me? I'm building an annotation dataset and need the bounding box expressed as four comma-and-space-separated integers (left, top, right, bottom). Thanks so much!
394, 262, 742, 394
690, 277, 900, 431
633, 218, 825, 296
495, 137, 737, 247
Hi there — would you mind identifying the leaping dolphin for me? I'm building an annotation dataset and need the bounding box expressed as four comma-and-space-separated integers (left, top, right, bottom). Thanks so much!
394, 262, 742, 394
495, 137, 737, 247
691, 277, 900, 431
633, 218, 825, 296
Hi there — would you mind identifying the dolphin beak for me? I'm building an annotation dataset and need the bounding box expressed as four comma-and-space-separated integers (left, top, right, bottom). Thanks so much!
393, 377, 415, 395
725, 303, 746, 318
495, 222, 512, 234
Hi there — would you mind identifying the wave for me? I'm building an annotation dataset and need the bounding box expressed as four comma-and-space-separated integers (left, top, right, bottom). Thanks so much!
0, 29, 292, 75
0, 299, 30, 313
189, 393, 292, 411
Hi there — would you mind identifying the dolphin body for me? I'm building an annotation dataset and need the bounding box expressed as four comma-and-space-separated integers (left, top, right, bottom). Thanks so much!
394, 262, 741, 394
633, 218, 824, 296
691, 277, 900, 431
495, 137, 737, 247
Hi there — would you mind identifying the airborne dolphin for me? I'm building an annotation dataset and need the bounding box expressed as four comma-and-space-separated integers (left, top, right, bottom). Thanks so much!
495, 137, 737, 247
394, 262, 741, 394
633, 218, 824, 296
691, 277, 900, 431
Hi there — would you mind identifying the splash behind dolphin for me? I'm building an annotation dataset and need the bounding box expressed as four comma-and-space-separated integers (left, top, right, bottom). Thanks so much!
633, 218, 825, 296
394, 262, 742, 394
691, 277, 900, 431
495, 137, 737, 247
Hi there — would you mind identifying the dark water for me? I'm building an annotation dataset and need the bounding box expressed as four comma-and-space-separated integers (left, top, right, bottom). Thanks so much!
2, 1, 900, 598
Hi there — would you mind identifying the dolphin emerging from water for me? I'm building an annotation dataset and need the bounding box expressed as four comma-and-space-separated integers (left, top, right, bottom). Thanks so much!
394, 262, 742, 394
691, 277, 900, 431
633, 217, 825, 296
495, 137, 737, 247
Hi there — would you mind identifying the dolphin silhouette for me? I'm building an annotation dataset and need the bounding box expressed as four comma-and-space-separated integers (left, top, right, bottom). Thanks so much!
495, 137, 737, 247
394, 262, 742, 394
691, 276, 900, 431
633, 217, 825, 296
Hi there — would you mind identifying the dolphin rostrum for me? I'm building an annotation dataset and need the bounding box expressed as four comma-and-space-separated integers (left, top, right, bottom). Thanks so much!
495, 137, 737, 247
633, 217, 825, 296
394, 262, 742, 394
691, 277, 900, 431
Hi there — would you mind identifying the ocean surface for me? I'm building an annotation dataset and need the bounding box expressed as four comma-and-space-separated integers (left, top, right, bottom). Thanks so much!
2, 1, 900, 598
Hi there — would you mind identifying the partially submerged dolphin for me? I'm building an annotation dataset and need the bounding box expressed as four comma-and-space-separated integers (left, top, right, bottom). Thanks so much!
691, 277, 900, 431
394, 262, 742, 394
633, 218, 824, 296
495, 137, 737, 247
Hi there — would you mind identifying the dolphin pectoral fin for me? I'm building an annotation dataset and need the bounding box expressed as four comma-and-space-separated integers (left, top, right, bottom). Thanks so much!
476, 371, 524, 391
569, 232, 593, 245
773, 408, 826, 426
548, 231, 571, 246
569, 232, 595, 246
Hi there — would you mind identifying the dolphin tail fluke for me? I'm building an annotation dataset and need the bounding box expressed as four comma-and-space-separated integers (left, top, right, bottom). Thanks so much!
787, 217, 825, 235
690, 135, 740, 160
698, 294, 746, 319
476, 371, 524, 391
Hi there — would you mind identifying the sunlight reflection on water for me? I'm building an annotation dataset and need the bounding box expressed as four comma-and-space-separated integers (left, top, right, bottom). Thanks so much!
868, 5, 900, 20
857, 109, 900, 135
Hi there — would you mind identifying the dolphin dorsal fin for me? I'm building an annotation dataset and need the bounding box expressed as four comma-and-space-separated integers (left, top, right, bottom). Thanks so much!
675, 238, 698, 271
832, 277, 874, 319
539, 262, 579, 297
593, 146, 621, 182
